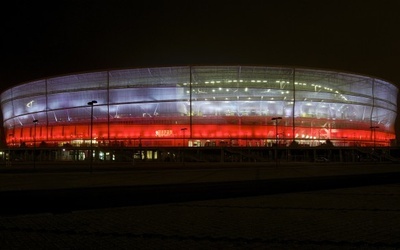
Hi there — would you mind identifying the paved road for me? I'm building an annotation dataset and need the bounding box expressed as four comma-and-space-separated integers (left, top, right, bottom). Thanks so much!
1, 162, 399, 191
0, 162, 399, 249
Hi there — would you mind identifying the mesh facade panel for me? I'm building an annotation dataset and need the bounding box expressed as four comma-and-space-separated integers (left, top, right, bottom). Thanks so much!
1, 66, 397, 147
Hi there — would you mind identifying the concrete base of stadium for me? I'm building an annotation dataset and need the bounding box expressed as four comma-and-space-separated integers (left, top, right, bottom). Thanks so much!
0, 162, 399, 249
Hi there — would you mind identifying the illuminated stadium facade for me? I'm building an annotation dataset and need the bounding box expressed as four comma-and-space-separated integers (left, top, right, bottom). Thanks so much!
1, 66, 398, 149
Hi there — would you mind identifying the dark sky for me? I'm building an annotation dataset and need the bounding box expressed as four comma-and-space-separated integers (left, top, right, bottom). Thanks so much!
2, 0, 400, 91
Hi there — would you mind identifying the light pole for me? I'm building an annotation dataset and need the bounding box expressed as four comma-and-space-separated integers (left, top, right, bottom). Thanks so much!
181, 128, 187, 146
271, 117, 282, 147
181, 128, 187, 164
272, 117, 282, 166
370, 126, 379, 149
33, 119, 38, 170
88, 100, 97, 173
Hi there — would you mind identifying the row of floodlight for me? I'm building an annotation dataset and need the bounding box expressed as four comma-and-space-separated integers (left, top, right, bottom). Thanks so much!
182, 79, 349, 102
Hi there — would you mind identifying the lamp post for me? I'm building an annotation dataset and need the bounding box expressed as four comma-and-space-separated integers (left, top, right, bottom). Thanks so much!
33, 119, 38, 170
370, 126, 379, 149
181, 128, 187, 146
88, 100, 97, 173
272, 117, 282, 166
271, 117, 282, 147
181, 128, 187, 164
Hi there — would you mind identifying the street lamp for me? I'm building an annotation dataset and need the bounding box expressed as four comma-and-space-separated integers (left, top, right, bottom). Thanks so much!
272, 117, 282, 166
370, 126, 379, 149
271, 117, 282, 147
88, 100, 97, 172
181, 128, 187, 164
181, 128, 187, 146
33, 119, 38, 170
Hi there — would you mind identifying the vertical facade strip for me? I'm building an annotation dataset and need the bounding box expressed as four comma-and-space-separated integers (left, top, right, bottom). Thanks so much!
370, 79, 375, 128
107, 71, 110, 143
45, 79, 49, 141
292, 68, 296, 143
189, 66, 193, 139
10, 88, 15, 138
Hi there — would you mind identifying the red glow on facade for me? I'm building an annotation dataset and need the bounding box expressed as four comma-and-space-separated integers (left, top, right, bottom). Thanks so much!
6, 118, 394, 147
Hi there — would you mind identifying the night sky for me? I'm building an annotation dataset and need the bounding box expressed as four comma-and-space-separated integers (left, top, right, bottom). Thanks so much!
2, 0, 400, 91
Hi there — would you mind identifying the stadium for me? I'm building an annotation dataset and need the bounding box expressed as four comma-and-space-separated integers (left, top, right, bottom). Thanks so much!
0, 66, 397, 153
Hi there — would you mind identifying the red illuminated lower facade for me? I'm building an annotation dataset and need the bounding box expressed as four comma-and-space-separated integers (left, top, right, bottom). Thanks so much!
7, 116, 394, 148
